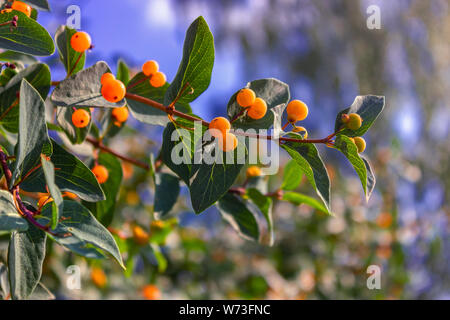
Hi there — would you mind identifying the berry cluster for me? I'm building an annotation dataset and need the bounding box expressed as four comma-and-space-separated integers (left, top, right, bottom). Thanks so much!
209, 117, 238, 152
100, 72, 126, 103
341, 113, 366, 153
236, 88, 267, 120
142, 60, 166, 88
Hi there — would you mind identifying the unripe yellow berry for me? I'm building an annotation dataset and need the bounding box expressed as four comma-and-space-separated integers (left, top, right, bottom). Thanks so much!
354, 137, 366, 153
292, 126, 308, 139
286, 100, 308, 123
246, 166, 262, 178
236, 88, 256, 107
341, 114, 350, 123
247, 97, 267, 120
346, 113, 362, 131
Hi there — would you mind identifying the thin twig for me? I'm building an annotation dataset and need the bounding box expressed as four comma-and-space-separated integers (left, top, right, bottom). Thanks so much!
86, 136, 149, 170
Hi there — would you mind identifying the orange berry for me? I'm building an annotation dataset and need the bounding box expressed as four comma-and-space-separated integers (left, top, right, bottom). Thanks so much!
100, 72, 115, 85
91, 268, 107, 288
236, 88, 256, 107
142, 284, 161, 300
246, 166, 262, 178
219, 132, 238, 152
63, 191, 77, 199
70, 31, 92, 52
132, 225, 149, 245
376, 212, 393, 229
11, 1, 31, 17
101, 79, 126, 103
142, 60, 159, 76
71, 109, 90, 128
209, 117, 231, 138
111, 106, 129, 123
286, 100, 308, 123
247, 97, 267, 120
1, 9, 13, 14
37, 195, 53, 208
149, 71, 166, 88
92, 165, 109, 184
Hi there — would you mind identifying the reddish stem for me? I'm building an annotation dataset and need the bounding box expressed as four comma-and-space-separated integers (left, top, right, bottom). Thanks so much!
67, 52, 83, 78
86, 136, 149, 170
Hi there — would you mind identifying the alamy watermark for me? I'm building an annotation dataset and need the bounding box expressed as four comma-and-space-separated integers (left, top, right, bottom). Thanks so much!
366, 265, 381, 289
366, 5, 381, 30
66, 265, 81, 290
66, 5, 81, 29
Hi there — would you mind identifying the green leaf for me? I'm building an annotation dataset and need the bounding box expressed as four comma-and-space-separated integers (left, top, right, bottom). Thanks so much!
8, 224, 47, 300
281, 160, 303, 191
10, 79, 51, 187
23, 0, 50, 11
162, 121, 244, 213
247, 188, 274, 245
227, 78, 290, 130
116, 59, 129, 85
0, 67, 18, 87
271, 102, 288, 138
0, 11, 54, 56
164, 16, 214, 106
153, 172, 180, 218
20, 140, 105, 202
161, 121, 200, 185
127, 72, 191, 127
38, 200, 124, 268
149, 244, 167, 273
361, 155, 376, 201
217, 193, 259, 241
54, 25, 86, 76
29, 282, 55, 300
56, 106, 91, 144
84, 152, 122, 226
190, 143, 245, 213
334, 95, 385, 137
334, 134, 368, 199
0, 190, 27, 231
282, 133, 331, 212
0, 63, 51, 133
0, 50, 37, 65
51, 61, 126, 108
282, 191, 331, 215
40, 155, 63, 229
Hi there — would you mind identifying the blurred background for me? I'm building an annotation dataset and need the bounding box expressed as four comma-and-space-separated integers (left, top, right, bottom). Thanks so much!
31, 0, 450, 299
